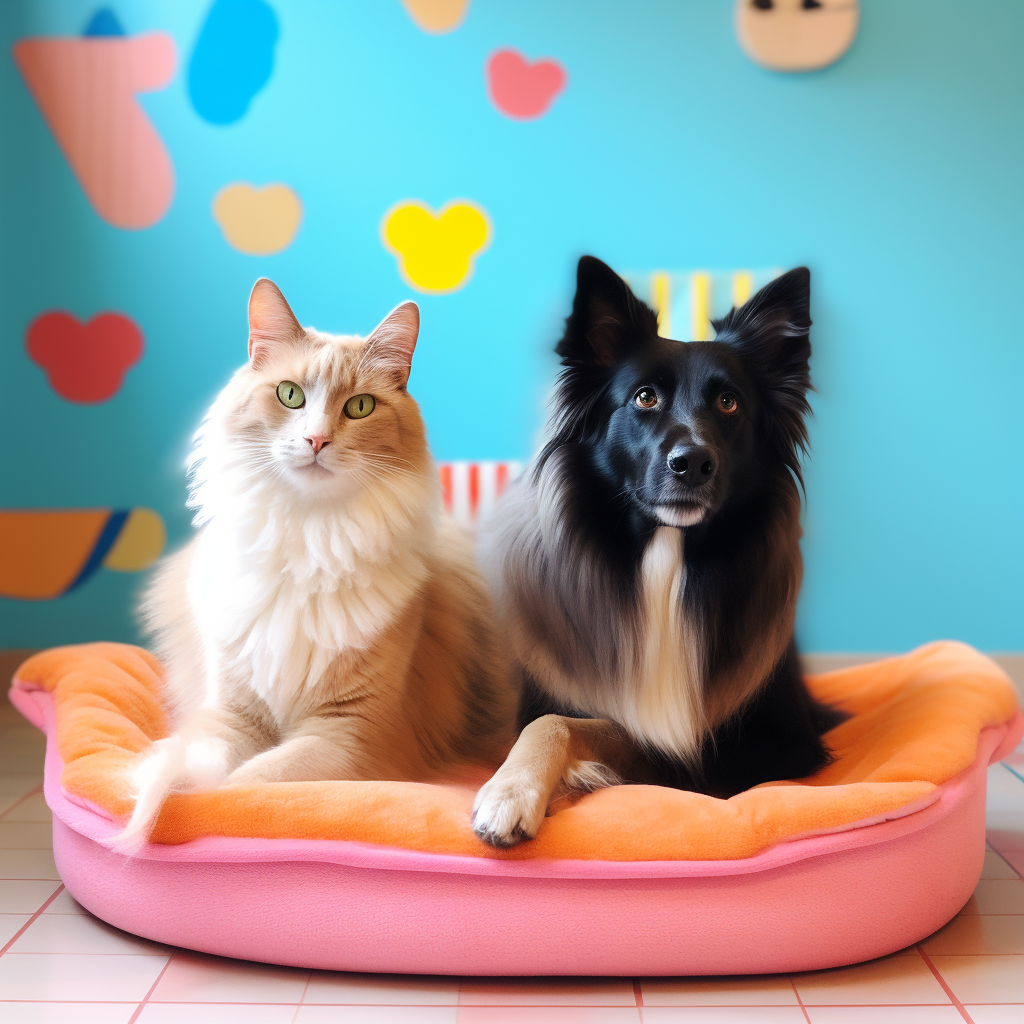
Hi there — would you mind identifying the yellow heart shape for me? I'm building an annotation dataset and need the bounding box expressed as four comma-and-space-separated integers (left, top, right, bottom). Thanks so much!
213, 183, 303, 256
382, 200, 491, 293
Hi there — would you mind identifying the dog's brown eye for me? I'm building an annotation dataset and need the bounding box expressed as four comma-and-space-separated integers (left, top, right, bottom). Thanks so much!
717, 392, 739, 415
634, 387, 658, 409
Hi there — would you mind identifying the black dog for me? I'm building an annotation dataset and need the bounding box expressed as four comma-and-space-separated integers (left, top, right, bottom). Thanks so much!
472, 256, 844, 847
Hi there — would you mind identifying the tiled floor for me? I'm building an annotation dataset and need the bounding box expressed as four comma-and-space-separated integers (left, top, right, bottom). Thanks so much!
2, 690, 1023, 1024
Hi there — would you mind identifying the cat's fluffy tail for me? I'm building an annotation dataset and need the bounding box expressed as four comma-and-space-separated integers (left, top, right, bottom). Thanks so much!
102, 735, 189, 855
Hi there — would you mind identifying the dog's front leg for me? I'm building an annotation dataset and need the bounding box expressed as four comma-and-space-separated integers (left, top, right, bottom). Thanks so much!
472, 715, 631, 848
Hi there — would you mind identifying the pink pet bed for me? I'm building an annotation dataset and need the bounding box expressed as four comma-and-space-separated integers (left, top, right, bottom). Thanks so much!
9, 641, 1023, 976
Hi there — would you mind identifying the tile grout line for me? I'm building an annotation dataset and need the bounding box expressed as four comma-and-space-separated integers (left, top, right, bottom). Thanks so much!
633, 977, 644, 1022
0, 883, 63, 956
985, 840, 1024, 883
125, 951, 175, 1024
790, 975, 812, 1024
0, 784, 44, 822
917, 943, 975, 1024
288, 970, 313, 1024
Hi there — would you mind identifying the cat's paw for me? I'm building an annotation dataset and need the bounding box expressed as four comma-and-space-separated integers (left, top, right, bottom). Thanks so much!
471, 774, 547, 848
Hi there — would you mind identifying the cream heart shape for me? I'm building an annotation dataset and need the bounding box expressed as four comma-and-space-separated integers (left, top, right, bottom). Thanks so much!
212, 183, 302, 255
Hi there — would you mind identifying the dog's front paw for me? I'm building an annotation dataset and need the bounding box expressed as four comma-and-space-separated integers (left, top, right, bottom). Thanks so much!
471, 775, 548, 849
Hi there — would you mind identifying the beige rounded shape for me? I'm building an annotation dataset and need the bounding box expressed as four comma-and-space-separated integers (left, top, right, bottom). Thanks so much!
401, 0, 470, 34
212, 183, 303, 256
735, 0, 859, 72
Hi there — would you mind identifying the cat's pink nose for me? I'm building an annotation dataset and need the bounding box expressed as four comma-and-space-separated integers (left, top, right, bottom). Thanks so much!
304, 434, 331, 455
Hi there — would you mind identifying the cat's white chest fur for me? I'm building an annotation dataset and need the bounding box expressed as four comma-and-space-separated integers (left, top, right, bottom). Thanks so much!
189, 504, 428, 725
618, 526, 705, 758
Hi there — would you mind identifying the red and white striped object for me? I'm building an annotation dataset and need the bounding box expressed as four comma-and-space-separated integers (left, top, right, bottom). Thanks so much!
437, 461, 524, 527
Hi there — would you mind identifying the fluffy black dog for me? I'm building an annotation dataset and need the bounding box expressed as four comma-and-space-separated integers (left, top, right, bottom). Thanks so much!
473, 256, 844, 848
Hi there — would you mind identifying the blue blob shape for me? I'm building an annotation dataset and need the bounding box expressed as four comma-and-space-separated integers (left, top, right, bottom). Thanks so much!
82, 8, 125, 36
188, 0, 279, 125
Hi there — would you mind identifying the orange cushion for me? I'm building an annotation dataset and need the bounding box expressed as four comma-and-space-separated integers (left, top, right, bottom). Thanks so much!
12, 640, 1019, 861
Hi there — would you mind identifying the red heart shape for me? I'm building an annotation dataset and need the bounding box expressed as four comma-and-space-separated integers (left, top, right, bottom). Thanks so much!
487, 49, 566, 120
26, 311, 143, 404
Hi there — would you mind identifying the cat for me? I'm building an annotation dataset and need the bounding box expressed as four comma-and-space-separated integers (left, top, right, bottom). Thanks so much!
110, 279, 517, 852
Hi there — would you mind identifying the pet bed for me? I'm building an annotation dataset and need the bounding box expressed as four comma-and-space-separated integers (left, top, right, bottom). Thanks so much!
9, 641, 1021, 976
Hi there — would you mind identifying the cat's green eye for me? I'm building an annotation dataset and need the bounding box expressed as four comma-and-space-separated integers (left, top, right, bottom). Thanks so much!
276, 381, 305, 409
344, 394, 376, 419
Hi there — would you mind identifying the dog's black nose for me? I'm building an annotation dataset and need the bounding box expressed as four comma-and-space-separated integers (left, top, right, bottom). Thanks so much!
668, 447, 715, 484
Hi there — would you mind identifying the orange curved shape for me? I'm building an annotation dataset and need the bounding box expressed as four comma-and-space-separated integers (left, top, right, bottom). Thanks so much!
0, 510, 110, 600
13, 34, 177, 229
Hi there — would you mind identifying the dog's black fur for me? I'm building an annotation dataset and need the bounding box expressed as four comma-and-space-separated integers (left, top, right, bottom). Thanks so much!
511, 256, 844, 797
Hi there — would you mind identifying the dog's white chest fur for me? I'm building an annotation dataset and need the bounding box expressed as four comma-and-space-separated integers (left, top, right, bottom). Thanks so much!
618, 526, 705, 758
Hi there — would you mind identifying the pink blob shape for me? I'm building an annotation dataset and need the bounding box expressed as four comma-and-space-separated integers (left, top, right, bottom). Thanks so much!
13, 34, 177, 230
487, 48, 566, 120
26, 311, 143, 404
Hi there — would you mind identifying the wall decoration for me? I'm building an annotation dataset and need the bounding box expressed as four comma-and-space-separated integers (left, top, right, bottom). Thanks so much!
622, 269, 780, 340
487, 49, 566, 120
26, 311, 143, 404
382, 200, 491, 293
12, 32, 176, 230
734, 0, 859, 72
438, 461, 522, 528
401, 0, 471, 34
212, 182, 302, 255
83, 8, 125, 37
188, 0, 279, 125
0, 508, 165, 600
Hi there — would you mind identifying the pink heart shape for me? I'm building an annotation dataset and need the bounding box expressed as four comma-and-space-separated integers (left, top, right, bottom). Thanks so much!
487, 49, 566, 120
26, 311, 143, 404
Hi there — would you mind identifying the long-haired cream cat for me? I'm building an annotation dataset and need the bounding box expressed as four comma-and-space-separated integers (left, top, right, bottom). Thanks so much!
111, 280, 517, 851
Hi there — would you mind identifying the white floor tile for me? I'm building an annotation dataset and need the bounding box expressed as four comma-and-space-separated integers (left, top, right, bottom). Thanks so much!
806, 1008, 965, 1023
0, 822, 53, 849
0, 775, 45, 801
982, 850, 1021, 879
0, 1003, 137, 1024
10, 911, 169, 954
299, 1008, 459, 1024
0, 951, 169, 1000
0, 912, 30, 944
0, 848, 59, 880
640, 1012, 804, 1024
923, 914, 1024, 954
959, 879, 1024, 915
150, 953, 309, 1003
793, 952, 950, 1005
458, 977, 636, 1005
42, 889, 88, 914
304, 971, 459, 1004
928, 954, 1024, 1003
0, 880, 61, 913
965, 1007, 1024, 1024
1, 794, 52, 823
640, 975, 797, 1006
138, 1005, 300, 1024
457, 1010, 637, 1024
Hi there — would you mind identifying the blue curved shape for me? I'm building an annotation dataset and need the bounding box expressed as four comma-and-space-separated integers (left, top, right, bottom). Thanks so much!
83, 8, 125, 36
188, 0, 279, 125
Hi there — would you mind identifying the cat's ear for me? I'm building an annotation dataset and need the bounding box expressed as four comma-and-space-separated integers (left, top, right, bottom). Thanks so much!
557, 256, 659, 367
365, 301, 419, 387
247, 279, 303, 368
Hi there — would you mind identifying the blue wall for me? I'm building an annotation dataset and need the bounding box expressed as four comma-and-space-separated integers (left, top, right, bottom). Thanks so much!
1, 0, 1021, 651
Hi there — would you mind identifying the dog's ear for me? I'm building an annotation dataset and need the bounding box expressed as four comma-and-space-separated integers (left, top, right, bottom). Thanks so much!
557, 256, 659, 367
714, 267, 813, 468
714, 266, 811, 397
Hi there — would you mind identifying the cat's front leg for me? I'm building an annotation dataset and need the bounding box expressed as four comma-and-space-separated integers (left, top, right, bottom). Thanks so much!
223, 715, 381, 784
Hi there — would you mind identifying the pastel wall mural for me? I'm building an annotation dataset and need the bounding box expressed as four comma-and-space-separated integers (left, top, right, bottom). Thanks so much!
487, 50, 566, 120
12, 29, 176, 229
735, 0, 860, 72
401, 0, 471, 34
188, 0, 278, 124
381, 200, 491, 293
212, 183, 302, 255
1, 2, 1020, 656
623, 270, 782, 341
0, 509, 165, 601
26, 312, 143, 404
